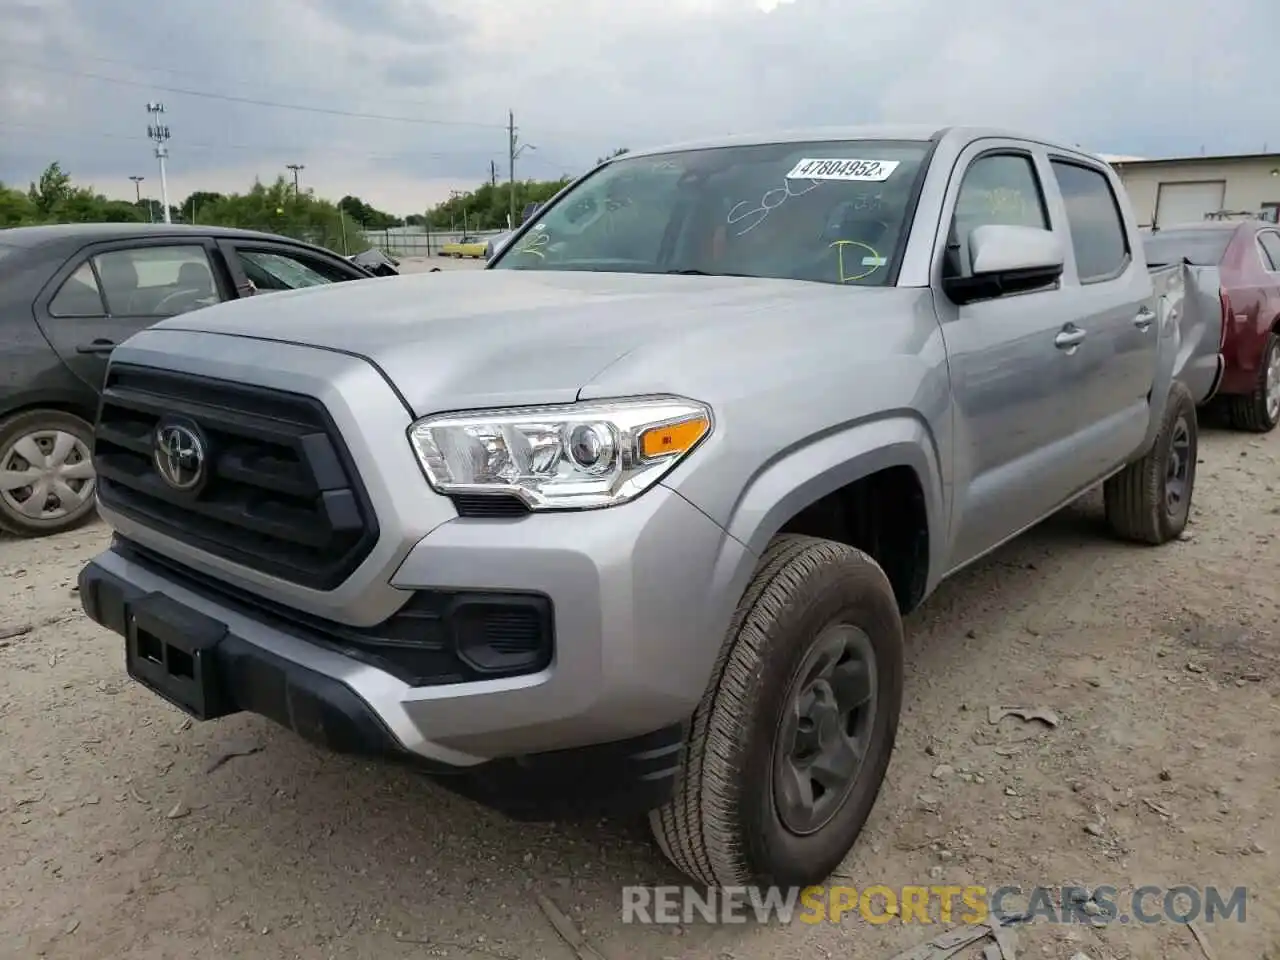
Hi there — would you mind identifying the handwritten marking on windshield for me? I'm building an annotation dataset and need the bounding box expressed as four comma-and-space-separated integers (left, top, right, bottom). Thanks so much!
829, 240, 884, 283
516, 231, 550, 257
786, 158, 901, 182
726, 177, 822, 237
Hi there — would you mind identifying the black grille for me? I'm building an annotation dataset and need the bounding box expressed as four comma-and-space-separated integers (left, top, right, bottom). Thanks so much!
94, 364, 379, 591
115, 538, 553, 686
451, 494, 530, 518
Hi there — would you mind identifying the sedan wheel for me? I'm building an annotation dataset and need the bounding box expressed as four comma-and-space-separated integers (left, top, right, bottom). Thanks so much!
0, 411, 98, 537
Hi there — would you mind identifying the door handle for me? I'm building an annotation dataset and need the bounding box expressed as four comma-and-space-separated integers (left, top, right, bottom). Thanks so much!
1134, 306, 1155, 331
75, 339, 117, 355
1054, 326, 1087, 350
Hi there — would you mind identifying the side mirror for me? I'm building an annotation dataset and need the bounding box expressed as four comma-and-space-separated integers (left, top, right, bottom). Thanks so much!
943, 224, 1065, 305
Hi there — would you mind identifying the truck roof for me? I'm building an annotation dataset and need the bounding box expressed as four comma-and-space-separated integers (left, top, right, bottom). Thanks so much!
621, 125, 1104, 168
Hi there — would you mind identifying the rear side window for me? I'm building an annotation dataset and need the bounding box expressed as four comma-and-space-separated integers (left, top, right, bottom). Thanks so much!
1257, 232, 1280, 271
1051, 160, 1130, 282
49, 262, 107, 317
92, 245, 222, 317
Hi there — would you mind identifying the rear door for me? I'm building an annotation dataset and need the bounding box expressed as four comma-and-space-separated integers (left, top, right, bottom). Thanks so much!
215, 240, 371, 297
34, 239, 229, 390
933, 142, 1091, 565
1045, 156, 1154, 471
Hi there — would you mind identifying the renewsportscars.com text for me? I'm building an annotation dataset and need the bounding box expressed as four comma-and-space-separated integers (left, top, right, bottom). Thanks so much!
621, 884, 1248, 926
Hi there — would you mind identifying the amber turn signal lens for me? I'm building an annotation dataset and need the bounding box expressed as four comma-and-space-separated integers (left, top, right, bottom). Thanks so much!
638, 415, 710, 461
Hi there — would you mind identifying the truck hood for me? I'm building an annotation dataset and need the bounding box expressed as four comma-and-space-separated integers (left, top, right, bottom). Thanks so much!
154, 269, 878, 415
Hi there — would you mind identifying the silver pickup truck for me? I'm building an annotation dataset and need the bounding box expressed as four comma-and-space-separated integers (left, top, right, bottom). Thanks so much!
79, 125, 1198, 890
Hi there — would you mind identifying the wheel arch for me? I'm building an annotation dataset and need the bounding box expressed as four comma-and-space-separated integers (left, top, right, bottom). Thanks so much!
721, 414, 946, 613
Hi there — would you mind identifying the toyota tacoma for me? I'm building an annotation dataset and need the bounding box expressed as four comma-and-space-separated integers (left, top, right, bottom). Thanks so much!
80, 126, 1199, 888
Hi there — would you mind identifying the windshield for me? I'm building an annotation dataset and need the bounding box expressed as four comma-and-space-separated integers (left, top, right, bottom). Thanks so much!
490, 139, 932, 286
1142, 229, 1233, 266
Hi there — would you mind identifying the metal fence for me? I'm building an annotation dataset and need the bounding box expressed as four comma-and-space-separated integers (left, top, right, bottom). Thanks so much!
359, 228, 506, 258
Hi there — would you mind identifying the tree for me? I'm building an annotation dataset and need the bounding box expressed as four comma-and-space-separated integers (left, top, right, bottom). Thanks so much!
28, 162, 73, 218
338, 195, 402, 230
424, 178, 572, 231
180, 191, 225, 222
596, 147, 630, 165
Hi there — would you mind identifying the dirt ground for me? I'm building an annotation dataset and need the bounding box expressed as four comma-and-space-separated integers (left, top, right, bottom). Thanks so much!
1, 422, 1277, 960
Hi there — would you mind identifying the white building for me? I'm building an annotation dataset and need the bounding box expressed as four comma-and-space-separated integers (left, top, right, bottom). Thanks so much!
1102, 152, 1280, 229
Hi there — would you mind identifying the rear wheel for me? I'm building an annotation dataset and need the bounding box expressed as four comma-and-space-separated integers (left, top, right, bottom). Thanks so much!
0, 410, 98, 537
1104, 380, 1197, 545
1225, 332, 1280, 433
649, 534, 904, 887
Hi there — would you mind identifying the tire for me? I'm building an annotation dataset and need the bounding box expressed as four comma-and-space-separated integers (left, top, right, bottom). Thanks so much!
1104, 380, 1198, 545
649, 534, 905, 888
1225, 332, 1280, 433
0, 409, 98, 538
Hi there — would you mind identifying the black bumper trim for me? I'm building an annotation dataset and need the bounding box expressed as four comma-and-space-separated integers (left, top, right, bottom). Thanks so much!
78, 556, 683, 820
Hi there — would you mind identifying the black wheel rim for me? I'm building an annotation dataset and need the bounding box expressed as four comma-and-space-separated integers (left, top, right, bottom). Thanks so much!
1165, 415, 1191, 517
772, 624, 877, 836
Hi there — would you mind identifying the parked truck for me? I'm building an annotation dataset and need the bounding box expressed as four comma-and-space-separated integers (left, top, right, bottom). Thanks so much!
79, 126, 1199, 889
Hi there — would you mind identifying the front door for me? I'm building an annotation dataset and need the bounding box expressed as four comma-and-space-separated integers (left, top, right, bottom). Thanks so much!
34, 240, 229, 390
933, 146, 1090, 566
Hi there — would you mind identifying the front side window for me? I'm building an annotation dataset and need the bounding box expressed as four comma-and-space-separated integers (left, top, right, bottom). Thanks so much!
92, 245, 222, 317
947, 153, 1049, 278
49, 262, 107, 317
1051, 160, 1130, 282
490, 139, 933, 287
237, 250, 344, 291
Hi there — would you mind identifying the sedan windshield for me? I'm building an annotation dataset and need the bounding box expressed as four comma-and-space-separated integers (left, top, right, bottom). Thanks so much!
490, 140, 932, 286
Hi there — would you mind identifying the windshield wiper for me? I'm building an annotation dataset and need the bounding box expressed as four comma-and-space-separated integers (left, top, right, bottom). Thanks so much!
663, 268, 756, 278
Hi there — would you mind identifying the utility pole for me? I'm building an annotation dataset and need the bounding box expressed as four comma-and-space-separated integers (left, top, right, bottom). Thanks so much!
146, 103, 171, 223
286, 163, 305, 200
507, 109, 535, 229
490, 160, 497, 188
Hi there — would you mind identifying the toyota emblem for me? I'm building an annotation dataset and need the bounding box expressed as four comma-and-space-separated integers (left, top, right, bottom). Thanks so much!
153, 421, 207, 492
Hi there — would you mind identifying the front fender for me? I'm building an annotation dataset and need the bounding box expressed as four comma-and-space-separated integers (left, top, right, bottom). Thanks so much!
670, 413, 948, 598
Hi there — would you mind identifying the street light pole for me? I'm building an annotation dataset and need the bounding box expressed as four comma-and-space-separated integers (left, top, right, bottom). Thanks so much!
128, 175, 149, 223
145, 103, 171, 223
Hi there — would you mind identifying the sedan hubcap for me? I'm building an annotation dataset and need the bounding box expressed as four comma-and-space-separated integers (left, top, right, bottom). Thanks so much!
1266, 345, 1280, 423
0, 430, 96, 522
773, 624, 877, 836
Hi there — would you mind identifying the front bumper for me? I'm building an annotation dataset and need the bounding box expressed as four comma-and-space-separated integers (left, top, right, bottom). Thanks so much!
81, 481, 751, 816
80, 540, 698, 820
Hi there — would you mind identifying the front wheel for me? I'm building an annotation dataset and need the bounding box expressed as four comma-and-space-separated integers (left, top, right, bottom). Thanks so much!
650, 534, 904, 888
1104, 380, 1198, 545
0, 409, 98, 537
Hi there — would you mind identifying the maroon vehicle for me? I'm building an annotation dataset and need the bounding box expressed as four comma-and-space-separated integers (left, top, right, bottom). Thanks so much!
1144, 221, 1280, 432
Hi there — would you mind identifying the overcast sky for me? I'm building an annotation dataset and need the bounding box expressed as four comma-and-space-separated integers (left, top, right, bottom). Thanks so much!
1, 0, 1274, 215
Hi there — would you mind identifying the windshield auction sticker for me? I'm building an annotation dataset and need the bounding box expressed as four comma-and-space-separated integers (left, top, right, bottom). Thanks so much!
785, 158, 900, 181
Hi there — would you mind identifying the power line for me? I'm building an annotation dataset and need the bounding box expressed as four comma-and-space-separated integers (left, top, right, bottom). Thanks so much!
0, 120, 504, 164
5, 58, 508, 130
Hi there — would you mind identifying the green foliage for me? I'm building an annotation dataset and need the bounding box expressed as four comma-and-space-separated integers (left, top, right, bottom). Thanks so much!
3, 159, 598, 249
193, 178, 369, 253
426, 178, 572, 231
1, 163, 366, 254
338, 195, 403, 230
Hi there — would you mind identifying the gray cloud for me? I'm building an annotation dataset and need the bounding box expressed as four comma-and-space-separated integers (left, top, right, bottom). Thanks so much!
1, 0, 1277, 214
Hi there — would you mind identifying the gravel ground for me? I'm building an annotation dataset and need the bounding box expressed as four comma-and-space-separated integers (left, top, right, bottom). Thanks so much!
1, 422, 1277, 960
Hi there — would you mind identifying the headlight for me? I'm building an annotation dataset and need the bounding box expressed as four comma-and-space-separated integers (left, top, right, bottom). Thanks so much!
408, 397, 713, 510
